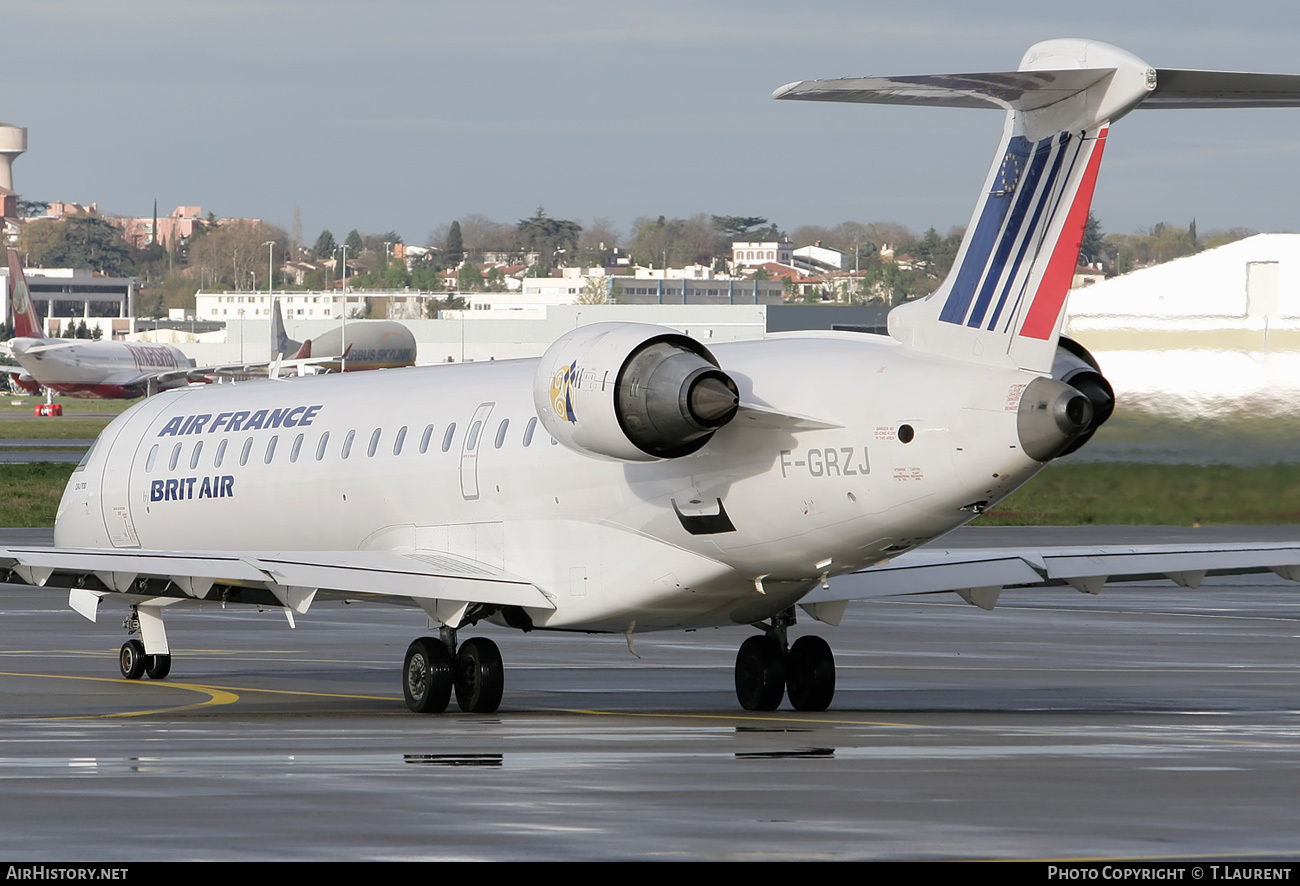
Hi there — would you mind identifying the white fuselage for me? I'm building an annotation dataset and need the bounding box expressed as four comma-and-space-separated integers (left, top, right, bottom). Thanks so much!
8, 337, 194, 398
55, 331, 1047, 632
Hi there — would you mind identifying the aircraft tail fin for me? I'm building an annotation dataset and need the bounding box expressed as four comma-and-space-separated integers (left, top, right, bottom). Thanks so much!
7, 249, 45, 339
776, 39, 1300, 373
293, 339, 311, 360
270, 298, 301, 359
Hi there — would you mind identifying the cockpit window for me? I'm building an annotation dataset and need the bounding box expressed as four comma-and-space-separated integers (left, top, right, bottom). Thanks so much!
76, 439, 100, 473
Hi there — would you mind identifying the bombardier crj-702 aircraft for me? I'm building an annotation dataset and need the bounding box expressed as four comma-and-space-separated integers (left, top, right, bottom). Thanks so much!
3, 251, 196, 398
5, 39, 1300, 714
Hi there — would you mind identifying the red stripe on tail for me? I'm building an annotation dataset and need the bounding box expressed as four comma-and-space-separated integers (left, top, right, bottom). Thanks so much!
1018, 128, 1108, 340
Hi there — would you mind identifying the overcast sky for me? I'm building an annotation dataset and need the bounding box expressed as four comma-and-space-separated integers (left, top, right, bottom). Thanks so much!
5, 0, 1300, 248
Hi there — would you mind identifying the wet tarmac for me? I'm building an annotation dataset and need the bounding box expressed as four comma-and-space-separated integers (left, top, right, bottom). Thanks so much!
1, 526, 1299, 861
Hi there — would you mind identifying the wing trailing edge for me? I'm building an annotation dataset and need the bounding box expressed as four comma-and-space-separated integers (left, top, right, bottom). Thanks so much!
806, 542, 1300, 611
0, 547, 554, 619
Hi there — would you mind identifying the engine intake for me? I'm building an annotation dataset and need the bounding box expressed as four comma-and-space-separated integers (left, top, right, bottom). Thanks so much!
534, 323, 739, 461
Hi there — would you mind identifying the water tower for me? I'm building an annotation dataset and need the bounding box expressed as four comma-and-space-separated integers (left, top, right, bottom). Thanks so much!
0, 123, 27, 218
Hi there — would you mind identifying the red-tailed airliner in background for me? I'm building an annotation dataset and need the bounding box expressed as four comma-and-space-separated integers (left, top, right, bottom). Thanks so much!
3, 250, 195, 399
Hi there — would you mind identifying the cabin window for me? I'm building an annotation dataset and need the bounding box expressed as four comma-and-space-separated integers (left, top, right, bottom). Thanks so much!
316, 431, 330, 461
494, 418, 509, 449
419, 424, 434, 454
189, 441, 204, 470
368, 428, 381, 457
442, 423, 456, 452
264, 435, 278, 464
394, 426, 407, 456
291, 433, 304, 463
342, 430, 355, 459
239, 437, 253, 466
467, 421, 482, 451
169, 443, 182, 470
214, 439, 227, 468
523, 417, 537, 447
146, 445, 158, 472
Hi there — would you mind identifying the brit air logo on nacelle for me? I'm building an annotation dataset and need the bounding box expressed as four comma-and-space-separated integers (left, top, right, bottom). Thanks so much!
157, 404, 324, 437
551, 361, 578, 423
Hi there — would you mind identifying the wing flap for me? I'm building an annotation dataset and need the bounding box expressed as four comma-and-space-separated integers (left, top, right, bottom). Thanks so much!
810, 542, 1300, 606
0, 547, 553, 611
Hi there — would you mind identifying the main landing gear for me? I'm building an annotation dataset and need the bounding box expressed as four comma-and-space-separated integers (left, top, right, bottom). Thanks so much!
403, 630, 504, 714
117, 608, 172, 681
734, 609, 835, 712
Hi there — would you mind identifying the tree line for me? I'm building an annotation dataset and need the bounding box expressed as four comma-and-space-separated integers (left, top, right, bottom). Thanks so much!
8, 200, 1259, 320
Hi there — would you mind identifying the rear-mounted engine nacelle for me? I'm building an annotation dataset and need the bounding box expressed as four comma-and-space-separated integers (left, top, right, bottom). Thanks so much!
1052, 337, 1114, 457
533, 322, 740, 462
1016, 338, 1115, 462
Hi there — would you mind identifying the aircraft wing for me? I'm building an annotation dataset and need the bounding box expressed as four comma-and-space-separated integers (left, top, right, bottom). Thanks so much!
804, 540, 1300, 616
0, 546, 553, 626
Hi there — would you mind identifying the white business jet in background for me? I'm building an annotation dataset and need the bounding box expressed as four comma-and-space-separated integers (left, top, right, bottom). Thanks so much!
5, 39, 1300, 715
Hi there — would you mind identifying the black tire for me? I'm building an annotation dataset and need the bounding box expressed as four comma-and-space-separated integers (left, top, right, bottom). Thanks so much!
144, 654, 172, 680
734, 635, 785, 711
403, 637, 452, 713
454, 637, 504, 714
119, 639, 146, 680
785, 635, 835, 712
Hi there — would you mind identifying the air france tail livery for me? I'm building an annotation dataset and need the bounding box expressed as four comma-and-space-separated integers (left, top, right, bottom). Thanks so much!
2, 251, 197, 399
5, 39, 1300, 715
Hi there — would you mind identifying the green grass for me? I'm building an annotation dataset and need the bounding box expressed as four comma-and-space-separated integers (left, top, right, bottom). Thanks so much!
0, 463, 77, 527
975, 463, 1300, 526
0, 418, 113, 439
0, 397, 129, 439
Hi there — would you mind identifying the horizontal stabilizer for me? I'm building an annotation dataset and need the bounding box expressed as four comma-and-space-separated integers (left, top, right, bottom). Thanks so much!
774, 69, 1113, 110
1146, 69, 1300, 108
775, 68, 1300, 112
